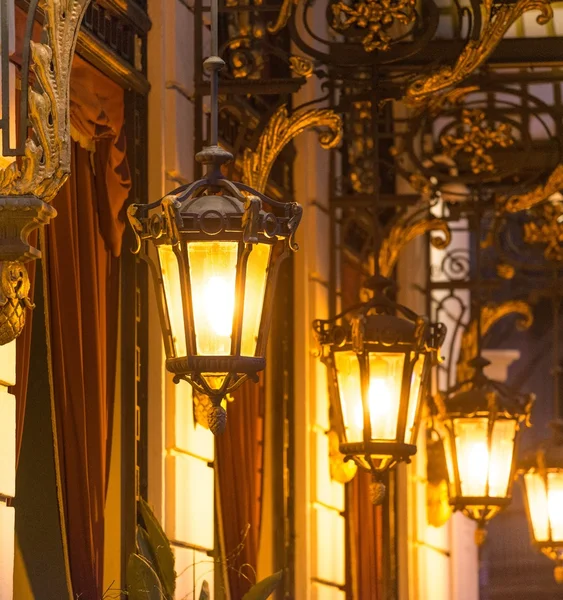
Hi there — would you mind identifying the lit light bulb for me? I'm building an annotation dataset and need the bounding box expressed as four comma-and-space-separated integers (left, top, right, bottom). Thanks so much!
353, 377, 396, 440
204, 275, 235, 337
547, 474, 563, 540
463, 440, 489, 496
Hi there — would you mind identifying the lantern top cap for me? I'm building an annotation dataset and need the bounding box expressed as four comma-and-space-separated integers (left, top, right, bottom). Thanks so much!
443, 377, 535, 420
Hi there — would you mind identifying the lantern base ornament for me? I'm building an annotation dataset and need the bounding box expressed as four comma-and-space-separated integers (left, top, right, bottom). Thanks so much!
0, 196, 56, 345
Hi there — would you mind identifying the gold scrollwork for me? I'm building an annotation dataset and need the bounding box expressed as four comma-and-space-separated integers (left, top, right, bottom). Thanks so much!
456, 301, 534, 386
405, 0, 553, 106
242, 105, 342, 193
328, 430, 358, 484
500, 163, 563, 213
0, 0, 91, 202
378, 207, 452, 278
0, 261, 34, 345
522, 200, 563, 262
289, 55, 314, 78
331, 0, 416, 52
267, 0, 299, 34
440, 109, 514, 175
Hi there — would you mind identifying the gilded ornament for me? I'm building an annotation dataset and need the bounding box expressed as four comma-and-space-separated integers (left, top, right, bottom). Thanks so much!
378, 206, 452, 278
289, 55, 314, 78
242, 105, 342, 193
0, 261, 34, 346
328, 430, 358, 484
440, 109, 514, 175
0, 0, 91, 201
456, 301, 534, 387
267, 0, 299, 33
405, 0, 553, 106
522, 201, 563, 262
331, 0, 416, 52
500, 164, 563, 213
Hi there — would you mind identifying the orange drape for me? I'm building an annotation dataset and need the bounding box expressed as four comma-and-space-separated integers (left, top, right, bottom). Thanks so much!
216, 378, 264, 597
14, 52, 130, 599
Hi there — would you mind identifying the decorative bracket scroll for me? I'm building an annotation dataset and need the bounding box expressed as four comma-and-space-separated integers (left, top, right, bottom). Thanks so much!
405, 0, 553, 106
456, 300, 534, 387
242, 105, 343, 193
378, 204, 452, 278
0, 0, 91, 201
499, 163, 563, 213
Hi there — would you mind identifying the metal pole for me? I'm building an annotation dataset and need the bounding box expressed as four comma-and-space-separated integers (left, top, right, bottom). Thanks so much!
552, 270, 561, 421
208, 0, 221, 148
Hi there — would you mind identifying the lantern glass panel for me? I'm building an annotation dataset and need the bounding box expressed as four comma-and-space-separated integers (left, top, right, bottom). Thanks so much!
405, 354, 425, 444
489, 419, 517, 497
547, 472, 563, 541
240, 243, 271, 357
335, 351, 363, 443
158, 245, 187, 357
367, 353, 404, 441
454, 418, 489, 497
442, 425, 456, 493
188, 241, 238, 355
524, 473, 550, 541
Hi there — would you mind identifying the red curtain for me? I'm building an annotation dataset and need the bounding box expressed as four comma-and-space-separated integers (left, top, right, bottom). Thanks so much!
216, 378, 265, 598
14, 54, 130, 599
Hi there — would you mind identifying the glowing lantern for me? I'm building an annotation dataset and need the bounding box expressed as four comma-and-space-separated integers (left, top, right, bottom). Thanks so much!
520, 421, 563, 583
314, 276, 446, 502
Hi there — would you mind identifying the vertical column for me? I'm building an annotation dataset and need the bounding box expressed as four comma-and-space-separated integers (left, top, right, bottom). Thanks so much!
293, 87, 346, 599
146, 0, 215, 597
0, 342, 16, 600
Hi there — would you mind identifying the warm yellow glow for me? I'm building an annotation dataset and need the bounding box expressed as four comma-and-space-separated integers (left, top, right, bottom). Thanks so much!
547, 472, 563, 541
188, 241, 238, 355
524, 472, 550, 542
405, 355, 425, 444
158, 245, 187, 357
367, 353, 403, 440
240, 244, 271, 356
335, 351, 363, 443
452, 418, 516, 498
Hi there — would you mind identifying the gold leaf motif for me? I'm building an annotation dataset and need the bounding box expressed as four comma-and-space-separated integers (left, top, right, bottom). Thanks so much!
500, 163, 563, 213
331, 0, 416, 52
440, 109, 514, 175
0, 0, 91, 201
289, 55, 314, 78
405, 0, 553, 106
242, 105, 342, 193
522, 201, 563, 262
379, 207, 451, 278
456, 301, 534, 387
328, 430, 357, 484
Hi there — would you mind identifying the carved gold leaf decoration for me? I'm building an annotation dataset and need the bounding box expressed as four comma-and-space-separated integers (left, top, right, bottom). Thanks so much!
500, 163, 563, 213
456, 301, 533, 386
522, 201, 563, 262
0, 0, 91, 201
289, 55, 314, 78
379, 207, 451, 278
405, 0, 553, 106
0, 261, 34, 345
242, 105, 342, 193
328, 430, 357, 484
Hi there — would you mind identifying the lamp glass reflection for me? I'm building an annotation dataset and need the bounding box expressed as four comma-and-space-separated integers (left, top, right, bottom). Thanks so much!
405, 355, 425, 443
188, 241, 238, 355
335, 351, 362, 443
368, 353, 404, 440
158, 245, 187, 357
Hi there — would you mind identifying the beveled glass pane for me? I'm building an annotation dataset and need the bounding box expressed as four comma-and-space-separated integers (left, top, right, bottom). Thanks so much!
367, 353, 404, 441
334, 351, 363, 443
441, 426, 457, 496
404, 354, 425, 444
524, 472, 550, 542
158, 245, 187, 357
188, 241, 238, 355
241, 243, 271, 357
453, 418, 489, 497
547, 471, 563, 542
488, 419, 517, 497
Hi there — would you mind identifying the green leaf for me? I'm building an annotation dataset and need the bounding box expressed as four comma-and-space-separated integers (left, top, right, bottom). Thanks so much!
127, 553, 164, 600
242, 571, 284, 600
139, 498, 177, 599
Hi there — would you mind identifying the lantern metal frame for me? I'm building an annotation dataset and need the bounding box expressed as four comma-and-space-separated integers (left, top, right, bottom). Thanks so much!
127, 0, 302, 434
314, 276, 446, 483
436, 358, 535, 536
519, 421, 563, 579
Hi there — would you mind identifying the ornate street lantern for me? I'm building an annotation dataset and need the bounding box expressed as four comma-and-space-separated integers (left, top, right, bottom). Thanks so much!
0, 0, 90, 345
127, 0, 302, 435
520, 422, 563, 583
313, 276, 446, 503
436, 358, 534, 543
